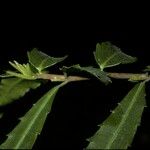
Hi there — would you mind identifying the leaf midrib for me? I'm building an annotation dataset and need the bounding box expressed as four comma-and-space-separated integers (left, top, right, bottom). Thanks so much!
106, 83, 144, 149
38, 57, 51, 71
100, 52, 119, 70
13, 87, 58, 149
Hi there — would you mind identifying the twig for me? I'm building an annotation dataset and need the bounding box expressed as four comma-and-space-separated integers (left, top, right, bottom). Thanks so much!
107, 72, 149, 81
37, 73, 89, 82
37, 72, 150, 82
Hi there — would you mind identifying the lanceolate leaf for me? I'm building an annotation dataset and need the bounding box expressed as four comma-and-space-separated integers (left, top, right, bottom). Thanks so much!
94, 42, 137, 71
28, 48, 67, 72
0, 78, 41, 106
87, 82, 146, 149
62, 65, 111, 84
0, 82, 66, 149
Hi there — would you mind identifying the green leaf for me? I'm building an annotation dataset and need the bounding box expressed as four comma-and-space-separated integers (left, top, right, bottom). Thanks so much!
62, 64, 111, 84
28, 48, 67, 72
0, 82, 66, 149
87, 82, 146, 149
0, 78, 41, 106
94, 42, 137, 71
143, 65, 150, 72
6, 61, 37, 80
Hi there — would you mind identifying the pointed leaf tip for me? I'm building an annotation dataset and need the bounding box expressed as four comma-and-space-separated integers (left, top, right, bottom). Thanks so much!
94, 42, 137, 70
28, 48, 67, 72
6, 61, 37, 80
0, 82, 66, 149
87, 82, 146, 149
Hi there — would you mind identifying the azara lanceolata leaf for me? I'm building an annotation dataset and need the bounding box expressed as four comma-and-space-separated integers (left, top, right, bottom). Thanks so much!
87, 82, 146, 149
0, 78, 41, 106
27, 48, 67, 72
5, 61, 37, 80
94, 42, 137, 71
62, 64, 111, 84
0, 82, 67, 149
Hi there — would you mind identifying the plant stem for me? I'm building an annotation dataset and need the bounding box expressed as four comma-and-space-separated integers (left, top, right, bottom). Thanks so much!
37, 72, 150, 82
107, 72, 149, 81
37, 73, 89, 82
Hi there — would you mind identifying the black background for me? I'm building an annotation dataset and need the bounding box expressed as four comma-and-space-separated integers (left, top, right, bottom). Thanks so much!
0, 3, 150, 149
